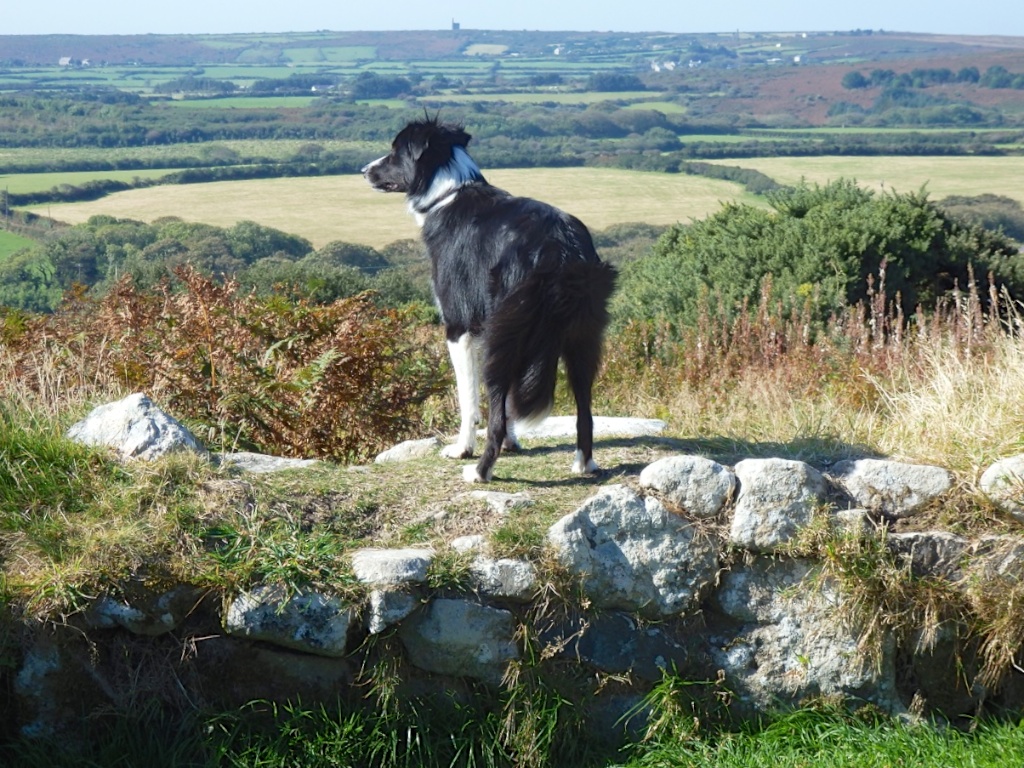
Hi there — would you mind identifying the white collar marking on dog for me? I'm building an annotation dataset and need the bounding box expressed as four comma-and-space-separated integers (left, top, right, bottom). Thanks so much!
409, 145, 483, 226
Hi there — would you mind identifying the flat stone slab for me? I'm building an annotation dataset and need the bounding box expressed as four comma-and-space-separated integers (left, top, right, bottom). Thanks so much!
351, 548, 433, 586
218, 452, 319, 473
509, 416, 667, 440
460, 491, 534, 514
375, 437, 442, 463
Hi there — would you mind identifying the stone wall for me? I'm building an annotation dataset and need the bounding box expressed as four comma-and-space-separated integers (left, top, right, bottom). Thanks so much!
11, 394, 1024, 737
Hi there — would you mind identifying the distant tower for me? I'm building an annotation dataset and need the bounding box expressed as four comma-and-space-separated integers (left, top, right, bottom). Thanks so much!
452, 18, 460, 31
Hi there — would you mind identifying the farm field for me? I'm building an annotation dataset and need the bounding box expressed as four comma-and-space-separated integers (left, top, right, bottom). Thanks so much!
161, 96, 318, 108
0, 169, 180, 195
709, 156, 1024, 204
0, 229, 34, 261
35, 168, 756, 249
421, 90, 655, 105
0, 139, 378, 171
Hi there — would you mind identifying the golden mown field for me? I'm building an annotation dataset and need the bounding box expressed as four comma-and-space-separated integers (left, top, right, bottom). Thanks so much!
35, 156, 1024, 249
38, 168, 758, 248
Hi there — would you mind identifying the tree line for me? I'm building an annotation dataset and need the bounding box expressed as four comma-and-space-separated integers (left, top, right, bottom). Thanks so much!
842, 66, 1024, 91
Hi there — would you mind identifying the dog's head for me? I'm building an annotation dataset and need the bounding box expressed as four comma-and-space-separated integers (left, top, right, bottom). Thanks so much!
362, 118, 482, 212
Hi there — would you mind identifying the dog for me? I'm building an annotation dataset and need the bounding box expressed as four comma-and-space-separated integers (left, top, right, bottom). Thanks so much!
363, 117, 616, 482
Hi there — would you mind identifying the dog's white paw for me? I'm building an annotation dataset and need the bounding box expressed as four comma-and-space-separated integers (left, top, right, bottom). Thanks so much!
462, 464, 489, 483
571, 450, 600, 475
441, 442, 474, 460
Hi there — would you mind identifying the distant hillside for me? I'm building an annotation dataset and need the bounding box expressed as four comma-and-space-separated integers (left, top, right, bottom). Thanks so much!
4, 29, 1024, 68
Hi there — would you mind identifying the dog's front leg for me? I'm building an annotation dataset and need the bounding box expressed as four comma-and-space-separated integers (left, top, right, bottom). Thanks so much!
441, 332, 480, 459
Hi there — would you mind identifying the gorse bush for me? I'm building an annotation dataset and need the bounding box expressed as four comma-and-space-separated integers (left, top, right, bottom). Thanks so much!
613, 179, 1024, 336
3, 267, 446, 462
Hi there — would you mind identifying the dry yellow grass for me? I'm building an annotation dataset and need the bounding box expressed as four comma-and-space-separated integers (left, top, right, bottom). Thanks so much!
37, 168, 753, 249
711, 156, 1024, 205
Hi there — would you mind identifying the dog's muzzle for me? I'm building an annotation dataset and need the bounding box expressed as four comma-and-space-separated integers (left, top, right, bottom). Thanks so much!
362, 155, 399, 192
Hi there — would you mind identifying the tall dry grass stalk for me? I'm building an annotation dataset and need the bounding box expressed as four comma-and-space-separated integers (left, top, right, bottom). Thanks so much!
0, 330, 129, 424
600, 272, 1024, 474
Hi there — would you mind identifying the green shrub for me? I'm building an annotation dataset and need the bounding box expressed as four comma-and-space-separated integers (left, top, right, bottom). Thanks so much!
613, 179, 1023, 335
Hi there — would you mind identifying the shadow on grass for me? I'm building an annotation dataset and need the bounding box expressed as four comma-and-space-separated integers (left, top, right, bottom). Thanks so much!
489, 433, 886, 487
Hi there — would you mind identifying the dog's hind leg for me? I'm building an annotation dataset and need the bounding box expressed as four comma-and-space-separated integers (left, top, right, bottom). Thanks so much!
502, 396, 522, 452
441, 332, 481, 459
463, 381, 508, 483
564, 337, 601, 475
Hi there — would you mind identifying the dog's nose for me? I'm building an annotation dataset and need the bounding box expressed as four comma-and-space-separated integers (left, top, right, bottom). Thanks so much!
362, 155, 387, 177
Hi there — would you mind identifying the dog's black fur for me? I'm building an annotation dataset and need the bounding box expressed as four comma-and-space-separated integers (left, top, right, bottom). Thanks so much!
363, 118, 616, 482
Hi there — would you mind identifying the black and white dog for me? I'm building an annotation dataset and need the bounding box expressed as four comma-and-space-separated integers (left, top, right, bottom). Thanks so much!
363, 118, 616, 482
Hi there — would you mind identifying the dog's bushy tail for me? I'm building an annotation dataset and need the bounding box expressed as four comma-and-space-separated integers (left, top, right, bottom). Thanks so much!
483, 261, 617, 424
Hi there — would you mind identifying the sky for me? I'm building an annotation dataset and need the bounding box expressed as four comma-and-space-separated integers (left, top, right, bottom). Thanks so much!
1, 0, 1019, 38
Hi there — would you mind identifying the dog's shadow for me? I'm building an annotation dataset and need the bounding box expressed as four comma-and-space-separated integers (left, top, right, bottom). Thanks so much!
488, 434, 884, 488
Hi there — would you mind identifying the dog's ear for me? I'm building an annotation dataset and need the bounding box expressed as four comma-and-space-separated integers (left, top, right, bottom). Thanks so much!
413, 123, 472, 161
445, 125, 471, 148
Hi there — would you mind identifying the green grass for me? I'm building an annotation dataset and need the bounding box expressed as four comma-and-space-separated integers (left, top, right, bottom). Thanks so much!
749, 126, 1021, 136
0, 138, 377, 171
0, 229, 34, 260
0, 168, 180, 194
623, 707, 1024, 768
708, 155, 1024, 206
355, 98, 411, 109
422, 90, 656, 105
3, 692, 1023, 767
677, 134, 772, 144
282, 45, 376, 62
162, 96, 318, 108
200, 65, 321, 79
623, 101, 687, 114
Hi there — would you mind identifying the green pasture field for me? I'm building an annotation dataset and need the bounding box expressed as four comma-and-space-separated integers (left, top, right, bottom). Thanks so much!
0, 229, 34, 261
35, 168, 756, 249
464, 44, 509, 56
422, 90, 656, 105
678, 134, 767, 144
748, 126, 1020, 136
161, 96, 318, 108
710, 155, 1024, 205
282, 46, 376, 62
494, 59, 625, 71
0, 139, 378, 173
0, 169, 180, 195
200, 64, 324, 80
354, 99, 409, 108
625, 101, 687, 114
400, 60, 493, 73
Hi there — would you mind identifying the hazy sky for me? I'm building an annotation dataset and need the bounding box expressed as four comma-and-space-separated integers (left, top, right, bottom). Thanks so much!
1, 0, 1018, 37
